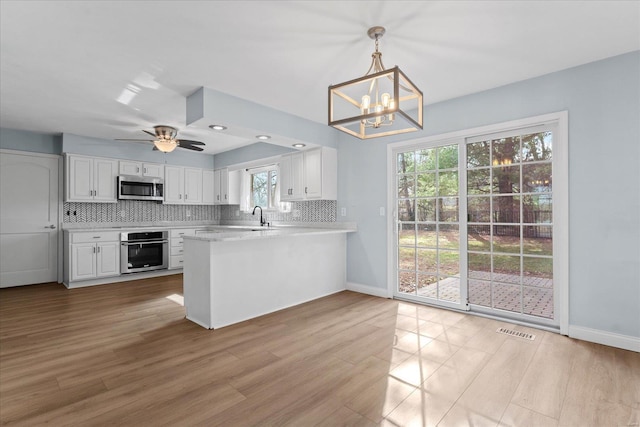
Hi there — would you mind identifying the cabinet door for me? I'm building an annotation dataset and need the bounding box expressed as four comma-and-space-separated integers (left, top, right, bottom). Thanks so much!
213, 169, 222, 204
227, 169, 240, 205
142, 163, 164, 178
93, 158, 118, 202
202, 169, 215, 205
184, 168, 202, 204
219, 168, 229, 204
279, 155, 293, 201
119, 161, 142, 176
290, 152, 305, 200
96, 242, 119, 277
67, 155, 94, 201
304, 148, 322, 199
164, 166, 184, 204
71, 243, 96, 281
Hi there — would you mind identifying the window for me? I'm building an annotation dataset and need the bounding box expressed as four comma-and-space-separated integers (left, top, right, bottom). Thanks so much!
250, 166, 278, 209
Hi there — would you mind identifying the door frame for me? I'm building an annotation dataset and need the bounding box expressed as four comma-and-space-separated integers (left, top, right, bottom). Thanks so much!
0, 149, 64, 285
387, 111, 569, 334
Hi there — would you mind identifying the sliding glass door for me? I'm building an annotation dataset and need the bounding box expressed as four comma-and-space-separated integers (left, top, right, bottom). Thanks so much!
392, 120, 562, 328
466, 129, 554, 320
395, 143, 466, 310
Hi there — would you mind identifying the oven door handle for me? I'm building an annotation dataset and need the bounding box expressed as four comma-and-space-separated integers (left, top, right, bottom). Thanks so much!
121, 240, 169, 246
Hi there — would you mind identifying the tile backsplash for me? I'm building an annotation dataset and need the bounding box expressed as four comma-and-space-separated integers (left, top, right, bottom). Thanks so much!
219, 200, 337, 223
63, 200, 336, 224
63, 200, 218, 223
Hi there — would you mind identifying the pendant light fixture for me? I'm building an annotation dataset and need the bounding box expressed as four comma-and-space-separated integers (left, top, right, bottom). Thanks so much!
328, 26, 423, 139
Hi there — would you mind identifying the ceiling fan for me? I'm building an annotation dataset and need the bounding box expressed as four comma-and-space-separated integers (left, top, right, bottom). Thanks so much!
116, 125, 205, 153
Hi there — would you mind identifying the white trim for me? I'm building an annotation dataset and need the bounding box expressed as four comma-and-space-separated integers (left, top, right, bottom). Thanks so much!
65, 269, 181, 288
347, 282, 391, 298
386, 111, 569, 331
569, 325, 640, 353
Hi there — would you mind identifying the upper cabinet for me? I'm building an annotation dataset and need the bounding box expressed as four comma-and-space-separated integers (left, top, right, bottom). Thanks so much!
65, 154, 118, 202
119, 161, 164, 178
164, 166, 202, 205
202, 169, 215, 205
213, 168, 240, 205
279, 147, 337, 201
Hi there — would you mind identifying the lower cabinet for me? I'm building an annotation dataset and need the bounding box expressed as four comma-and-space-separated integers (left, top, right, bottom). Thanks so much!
66, 231, 120, 283
170, 229, 196, 269
70, 241, 119, 281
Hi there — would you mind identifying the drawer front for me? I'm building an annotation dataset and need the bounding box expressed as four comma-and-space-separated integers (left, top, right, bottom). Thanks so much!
171, 237, 185, 247
71, 232, 120, 243
169, 255, 184, 269
170, 229, 196, 238
170, 246, 184, 256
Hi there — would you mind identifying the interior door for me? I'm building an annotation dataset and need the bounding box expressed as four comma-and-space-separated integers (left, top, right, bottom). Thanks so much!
0, 151, 59, 287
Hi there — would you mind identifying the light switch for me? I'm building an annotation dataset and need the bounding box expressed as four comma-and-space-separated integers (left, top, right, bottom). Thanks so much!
341, 207, 347, 216
379, 207, 385, 216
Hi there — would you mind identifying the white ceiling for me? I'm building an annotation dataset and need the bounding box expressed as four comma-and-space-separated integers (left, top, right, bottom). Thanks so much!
1, 1, 638, 154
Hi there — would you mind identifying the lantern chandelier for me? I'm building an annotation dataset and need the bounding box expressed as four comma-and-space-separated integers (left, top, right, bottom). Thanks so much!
328, 26, 423, 139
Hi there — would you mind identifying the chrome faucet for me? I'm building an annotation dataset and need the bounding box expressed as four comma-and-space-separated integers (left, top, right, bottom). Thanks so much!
252, 206, 267, 226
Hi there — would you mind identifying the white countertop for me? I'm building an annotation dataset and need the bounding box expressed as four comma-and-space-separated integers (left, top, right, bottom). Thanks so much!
185, 225, 356, 242
63, 222, 357, 235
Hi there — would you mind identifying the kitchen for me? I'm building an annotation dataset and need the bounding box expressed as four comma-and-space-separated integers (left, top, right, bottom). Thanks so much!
59, 138, 354, 327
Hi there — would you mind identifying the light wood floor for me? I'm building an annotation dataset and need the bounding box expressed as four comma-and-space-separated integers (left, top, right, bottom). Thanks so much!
1, 275, 638, 426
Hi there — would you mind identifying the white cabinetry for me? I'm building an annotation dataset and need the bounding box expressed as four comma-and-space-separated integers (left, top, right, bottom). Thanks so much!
67, 231, 120, 282
170, 228, 196, 269
66, 154, 118, 202
164, 166, 203, 205
119, 161, 164, 178
279, 147, 337, 201
213, 168, 240, 205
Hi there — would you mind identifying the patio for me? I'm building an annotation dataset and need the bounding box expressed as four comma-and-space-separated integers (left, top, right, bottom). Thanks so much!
404, 274, 554, 319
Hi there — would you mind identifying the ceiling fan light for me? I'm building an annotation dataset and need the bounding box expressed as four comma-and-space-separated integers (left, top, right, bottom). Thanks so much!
154, 139, 178, 153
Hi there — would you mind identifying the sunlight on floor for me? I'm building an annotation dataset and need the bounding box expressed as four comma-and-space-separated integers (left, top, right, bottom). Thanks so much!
165, 293, 184, 306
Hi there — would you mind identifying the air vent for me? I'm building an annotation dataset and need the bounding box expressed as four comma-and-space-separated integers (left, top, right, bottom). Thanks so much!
496, 327, 535, 340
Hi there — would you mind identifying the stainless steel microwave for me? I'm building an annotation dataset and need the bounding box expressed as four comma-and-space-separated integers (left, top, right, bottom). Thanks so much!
118, 175, 164, 201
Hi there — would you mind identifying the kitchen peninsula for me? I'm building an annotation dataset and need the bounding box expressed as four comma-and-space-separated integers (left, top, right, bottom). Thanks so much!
182, 225, 355, 329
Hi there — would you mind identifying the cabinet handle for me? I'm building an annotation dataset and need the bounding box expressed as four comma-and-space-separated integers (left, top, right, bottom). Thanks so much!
93, 236, 100, 239
97, 246, 101, 253
179, 194, 182, 199
225, 194, 227, 200
137, 166, 140, 173
93, 247, 96, 253
305, 187, 308, 194
143, 167, 146, 174
185, 194, 188, 200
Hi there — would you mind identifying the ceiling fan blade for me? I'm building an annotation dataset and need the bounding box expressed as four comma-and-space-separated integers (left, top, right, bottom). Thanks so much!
177, 139, 205, 146
116, 138, 154, 142
143, 130, 156, 137
181, 145, 204, 152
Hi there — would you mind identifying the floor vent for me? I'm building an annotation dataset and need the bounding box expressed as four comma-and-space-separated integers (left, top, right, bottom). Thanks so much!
496, 327, 535, 340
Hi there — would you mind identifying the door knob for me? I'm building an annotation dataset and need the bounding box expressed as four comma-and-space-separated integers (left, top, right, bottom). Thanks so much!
44, 225, 56, 229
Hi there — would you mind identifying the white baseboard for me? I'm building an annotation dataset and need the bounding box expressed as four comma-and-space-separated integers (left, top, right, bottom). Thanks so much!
346, 282, 391, 299
569, 325, 640, 352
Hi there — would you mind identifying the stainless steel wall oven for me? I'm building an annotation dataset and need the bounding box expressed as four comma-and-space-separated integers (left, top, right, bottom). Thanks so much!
120, 231, 168, 273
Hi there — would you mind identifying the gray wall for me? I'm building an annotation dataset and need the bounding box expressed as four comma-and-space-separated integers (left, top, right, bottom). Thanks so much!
338, 51, 640, 338
0, 128, 62, 154
214, 142, 294, 169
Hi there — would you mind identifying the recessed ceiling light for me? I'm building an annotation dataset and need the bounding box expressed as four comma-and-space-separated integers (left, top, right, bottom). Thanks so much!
292, 143, 306, 148
209, 124, 227, 131
256, 135, 271, 140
